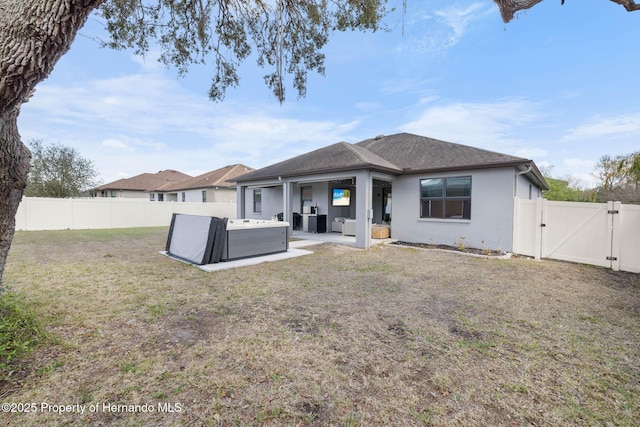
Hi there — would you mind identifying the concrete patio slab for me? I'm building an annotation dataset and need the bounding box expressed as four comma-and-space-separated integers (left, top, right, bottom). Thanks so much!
197, 247, 314, 272
161, 233, 394, 272
161, 245, 315, 272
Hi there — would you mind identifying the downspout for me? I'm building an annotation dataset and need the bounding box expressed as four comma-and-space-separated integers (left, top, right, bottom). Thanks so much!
514, 164, 532, 198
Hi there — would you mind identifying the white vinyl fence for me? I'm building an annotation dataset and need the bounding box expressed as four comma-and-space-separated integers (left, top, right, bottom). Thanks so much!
15, 197, 237, 231
513, 198, 640, 273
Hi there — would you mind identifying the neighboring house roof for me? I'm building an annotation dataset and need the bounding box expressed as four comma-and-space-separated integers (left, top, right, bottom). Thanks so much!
94, 170, 192, 192
234, 132, 549, 190
163, 164, 255, 192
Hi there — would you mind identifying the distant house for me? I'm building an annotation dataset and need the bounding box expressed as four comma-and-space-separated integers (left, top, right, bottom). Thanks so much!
91, 170, 192, 200
160, 164, 255, 203
232, 132, 549, 251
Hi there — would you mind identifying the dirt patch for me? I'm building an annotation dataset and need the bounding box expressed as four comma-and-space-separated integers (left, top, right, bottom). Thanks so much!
392, 240, 508, 256
1, 228, 639, 426
387, 320, 408, 338
282, 312, 326, 336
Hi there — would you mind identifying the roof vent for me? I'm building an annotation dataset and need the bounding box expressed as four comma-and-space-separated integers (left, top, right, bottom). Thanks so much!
374, 134, 385, 140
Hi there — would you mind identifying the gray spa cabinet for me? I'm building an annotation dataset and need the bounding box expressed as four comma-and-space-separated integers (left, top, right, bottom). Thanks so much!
221, 219, 289, 261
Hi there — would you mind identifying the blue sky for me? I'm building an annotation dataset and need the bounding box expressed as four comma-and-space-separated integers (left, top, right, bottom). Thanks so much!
17, 0, 640, 187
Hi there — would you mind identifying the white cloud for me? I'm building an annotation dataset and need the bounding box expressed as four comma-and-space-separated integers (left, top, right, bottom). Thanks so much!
101, 138, 128, 150
435, 2, 488, 42
130, 50, 164, 72
400, 99, 540, 153
355, 101, 382, 111
562, 158, 598, 186
100, 136, 167, 153
563, 158, 597, 170
379, 78, 436, 96
541, 158, 598, 187
397, 1, 491, 54
418, 95, 440, 104
537, 160, 554, 172
18, 65, 360, 183
564, 113, 640, 141
211, 114, 361, 164
26, 73, 207, 138
515, 148, 548, 159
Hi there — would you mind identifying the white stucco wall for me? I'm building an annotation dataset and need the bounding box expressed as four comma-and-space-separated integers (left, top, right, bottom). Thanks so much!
182, 189, 205, 202
515, 173, 542, 199
392, 168, 518, 252
168, 188, 238, 203
243, 187, 283, 220
290, 182, 329, 215
263, 187, 284, 218
98, 190, 147, 199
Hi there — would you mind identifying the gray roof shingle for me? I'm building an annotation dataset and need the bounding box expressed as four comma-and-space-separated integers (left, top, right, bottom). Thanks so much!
355, 133, 528, 173
233, 132, 548, 189
233, 141, 402, 182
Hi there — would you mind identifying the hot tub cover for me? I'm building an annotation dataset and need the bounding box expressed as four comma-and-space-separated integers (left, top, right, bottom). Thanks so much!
166, 213, 228, 265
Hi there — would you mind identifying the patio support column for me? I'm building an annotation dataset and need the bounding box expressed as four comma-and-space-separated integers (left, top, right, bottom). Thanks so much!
237, 185, 246, 219
355, 170, 372, 249
282, 179, 292, 230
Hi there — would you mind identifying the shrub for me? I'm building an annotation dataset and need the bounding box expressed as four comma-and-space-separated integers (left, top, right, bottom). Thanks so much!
0, 291, 44, 373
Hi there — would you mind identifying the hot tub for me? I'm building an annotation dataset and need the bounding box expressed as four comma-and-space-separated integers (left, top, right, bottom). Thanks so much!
166, 214, 289, 265
222, 219, 289, 261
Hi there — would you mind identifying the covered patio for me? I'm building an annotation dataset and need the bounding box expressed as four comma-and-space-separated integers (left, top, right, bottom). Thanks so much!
290, 229, 395, 248
234, 141, 397, 250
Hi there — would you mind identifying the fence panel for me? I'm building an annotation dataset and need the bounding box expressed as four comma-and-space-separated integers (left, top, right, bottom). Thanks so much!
541, 201, 612, 268
619, 204, 640, 273
22, 198, 73, 230
513, 198, 639, 273
512, 198, 539, 257
70, 198, 113, 229
15, 197, 237, 231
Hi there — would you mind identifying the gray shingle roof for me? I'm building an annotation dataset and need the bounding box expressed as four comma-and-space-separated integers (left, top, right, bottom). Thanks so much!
233, 132, 548, 190
233, 141, 402, 182
356, 133, 528, 173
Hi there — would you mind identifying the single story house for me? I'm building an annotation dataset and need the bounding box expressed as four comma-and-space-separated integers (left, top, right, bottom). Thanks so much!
91, 169, 192, 200
160, 164, 255, 203
232, 132, 549, 252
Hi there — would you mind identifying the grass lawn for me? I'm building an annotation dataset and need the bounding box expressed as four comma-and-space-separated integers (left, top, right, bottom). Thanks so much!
1, 227, 639, 426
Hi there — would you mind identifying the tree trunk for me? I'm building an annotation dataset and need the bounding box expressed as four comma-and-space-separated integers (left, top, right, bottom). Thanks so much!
0, 0, 103, 289
0, 108, 30, 289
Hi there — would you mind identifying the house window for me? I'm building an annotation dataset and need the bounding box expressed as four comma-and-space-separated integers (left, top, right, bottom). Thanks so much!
149, 193, 155, 201
111, 191, 117, 198
420, 176, 471, 219
158, 194, 164, 202
253, 189, 262, 213
182, 192, 186, 202
202, 190, 207, 203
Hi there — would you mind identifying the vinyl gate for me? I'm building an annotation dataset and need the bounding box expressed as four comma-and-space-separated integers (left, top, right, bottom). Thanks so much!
513, 199, 640, 273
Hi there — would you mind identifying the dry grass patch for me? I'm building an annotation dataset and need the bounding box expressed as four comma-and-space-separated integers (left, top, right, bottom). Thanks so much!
1, 227, 639, 426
